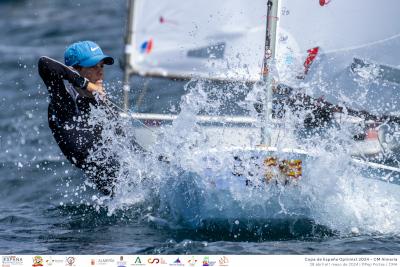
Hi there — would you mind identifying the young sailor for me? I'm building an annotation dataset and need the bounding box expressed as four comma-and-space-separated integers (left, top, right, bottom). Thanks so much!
38, 41, 126, 195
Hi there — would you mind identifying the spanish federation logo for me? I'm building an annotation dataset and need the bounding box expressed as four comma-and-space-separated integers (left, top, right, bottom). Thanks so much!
2, 256, 23, 266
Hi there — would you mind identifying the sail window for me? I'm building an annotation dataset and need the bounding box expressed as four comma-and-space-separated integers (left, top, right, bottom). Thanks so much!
187, 42, 226, 59
351, 58, 400, 85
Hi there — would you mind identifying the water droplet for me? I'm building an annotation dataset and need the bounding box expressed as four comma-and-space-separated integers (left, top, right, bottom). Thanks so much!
351, 227, 360, 235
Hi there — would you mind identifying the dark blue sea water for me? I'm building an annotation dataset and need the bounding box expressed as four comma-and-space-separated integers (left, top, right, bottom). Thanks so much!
1, 0, 400, 255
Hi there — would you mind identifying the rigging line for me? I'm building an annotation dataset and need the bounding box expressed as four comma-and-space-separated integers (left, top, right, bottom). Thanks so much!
321, 33, 400, 55
99, 96, 172, 163
101, 96, 155, 132
102, 99, 120, 120
95, 95, 153, 148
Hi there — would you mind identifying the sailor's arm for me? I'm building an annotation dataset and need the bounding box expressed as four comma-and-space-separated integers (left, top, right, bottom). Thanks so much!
38, 56, 104, 97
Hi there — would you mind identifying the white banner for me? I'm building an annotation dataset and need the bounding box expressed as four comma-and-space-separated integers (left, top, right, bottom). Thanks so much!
1, 255, 399, 267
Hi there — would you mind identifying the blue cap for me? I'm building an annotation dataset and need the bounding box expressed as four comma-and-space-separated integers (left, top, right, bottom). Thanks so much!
64, 41, 114, 67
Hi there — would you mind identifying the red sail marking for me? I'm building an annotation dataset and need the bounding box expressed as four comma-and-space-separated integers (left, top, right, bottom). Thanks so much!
319, 0, 332, 6
146, 39, 153, 54
159, 16, 179, 25
303, 47, 319, 75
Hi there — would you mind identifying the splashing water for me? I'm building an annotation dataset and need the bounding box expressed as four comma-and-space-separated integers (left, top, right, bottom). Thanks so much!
75, 76, 400, 239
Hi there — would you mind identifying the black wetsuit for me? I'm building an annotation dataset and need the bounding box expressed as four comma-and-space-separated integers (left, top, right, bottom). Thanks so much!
38, 56, 118, 194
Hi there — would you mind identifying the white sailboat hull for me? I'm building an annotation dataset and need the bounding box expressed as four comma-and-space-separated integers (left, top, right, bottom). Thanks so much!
127, 113, 384, 157
157, 146, 400, 227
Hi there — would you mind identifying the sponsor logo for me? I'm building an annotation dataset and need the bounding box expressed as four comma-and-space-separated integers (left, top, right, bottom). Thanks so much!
45, 257, 63, 266
117, 256, 127, 267
91, 259, 95, 266
147, 258, 159, 264
188, 257, 197, 267
90, 46, 100, 52
65, 257, 75, 267
32, 256, 44, 267
2, 256, 23, 266
96, 258, 115, 265
169, 258, 184, 266
202, 257, 216, 266
218, 257, 229, 267
45, 257, 52, 267
131, 257, 145, 266
147, 258, 166, 264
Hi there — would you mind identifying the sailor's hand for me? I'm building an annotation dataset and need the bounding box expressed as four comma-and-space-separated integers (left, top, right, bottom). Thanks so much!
87, 80, 105, 96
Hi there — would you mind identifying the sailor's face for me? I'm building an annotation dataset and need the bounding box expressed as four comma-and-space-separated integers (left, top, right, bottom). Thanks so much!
78, 61, 104, 83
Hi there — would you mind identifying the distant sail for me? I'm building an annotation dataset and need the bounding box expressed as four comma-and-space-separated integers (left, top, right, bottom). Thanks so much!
127, 0, 267, 81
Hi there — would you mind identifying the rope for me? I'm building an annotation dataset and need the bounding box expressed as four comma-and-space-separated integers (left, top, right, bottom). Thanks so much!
95, 94, 155, 132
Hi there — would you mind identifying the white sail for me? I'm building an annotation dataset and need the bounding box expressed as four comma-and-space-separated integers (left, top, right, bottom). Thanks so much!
127, 0, 267, 81
123, 0, 400, 182
275, 0, 400, 113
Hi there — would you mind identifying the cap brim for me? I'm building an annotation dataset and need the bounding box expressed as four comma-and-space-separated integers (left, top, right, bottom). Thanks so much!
79, 55, 114, 67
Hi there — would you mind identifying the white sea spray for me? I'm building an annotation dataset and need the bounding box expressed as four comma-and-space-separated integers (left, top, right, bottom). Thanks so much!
76, 73, 400, 236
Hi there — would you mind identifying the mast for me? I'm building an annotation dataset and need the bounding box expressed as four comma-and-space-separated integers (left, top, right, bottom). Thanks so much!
261, 0, 279, 145
123, 0, 136, 111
